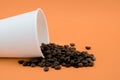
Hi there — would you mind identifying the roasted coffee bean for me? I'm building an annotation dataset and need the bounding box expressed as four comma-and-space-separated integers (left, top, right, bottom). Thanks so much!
81, 52, 88, 57
70, 60, 75, 64
45, 62, 51, 67
38, 63, 45, 67
18, 60, 24, 64
31, 63, 36, 67
57, 49, 61, 54
81, 60, 88, 64
73, 65, 79, 68
85, 46, 91, 50
44, 67, 49, 72
88, 62, 94, 66
54, 65, 61, 70
64, 45, 69, 48
86, 58, 93, 63
54, 61, 59, 65
51, 64, 56, 68
48, 59, 54, 62
65, 64, 71, 67
78, 63, 83, 67
70, 43, 75, 46
62, 62, 66, 66
88, 54, 94, 58
46, 54, 52, 58
38, 62, 43, 66
26, 62, 31, 66
31, 58, 39, 63
22, 62, 28, 66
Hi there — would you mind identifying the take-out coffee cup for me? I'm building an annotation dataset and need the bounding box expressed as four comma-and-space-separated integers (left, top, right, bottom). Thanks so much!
0, 8, 49, 57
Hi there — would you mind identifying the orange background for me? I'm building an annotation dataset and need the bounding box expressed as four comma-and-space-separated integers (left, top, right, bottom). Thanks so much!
0, 0, 120, 80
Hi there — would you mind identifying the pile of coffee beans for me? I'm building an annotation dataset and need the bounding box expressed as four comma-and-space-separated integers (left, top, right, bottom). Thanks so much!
18, 43, 96, 72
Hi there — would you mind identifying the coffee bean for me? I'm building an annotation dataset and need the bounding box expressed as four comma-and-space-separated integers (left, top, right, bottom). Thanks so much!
45, 62, 51, 67
26, 62, 31, 66
88, 62, 94, 66
78, 63, 83, 67
62, 62, 66, 66
91, 57, 96, 61
31, 58, 39, 63
18, 60, 24, 64
51, 63, 57, 68
44, 67, 49, 72
54, 65, 61, 70
54, 61, 59, 65
22, 62, 27, 66
65, 64, 71, 67
73, 65, 79, 68
81, 51, 88, 57
70, 43, 75, 46
31, 63, 36, 67
39, 63, 45, 67
81, 60, 88, 64
85, 46, 91, 50
86, 58, 93, 63
70, 60, 75, 65
64, 45, 69, 48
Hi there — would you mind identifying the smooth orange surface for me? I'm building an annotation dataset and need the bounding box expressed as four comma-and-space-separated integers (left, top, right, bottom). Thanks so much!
0, 0, 120, 80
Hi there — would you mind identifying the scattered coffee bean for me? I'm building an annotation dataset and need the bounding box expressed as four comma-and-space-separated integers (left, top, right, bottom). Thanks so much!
78, 63, 83, 67
26, 62, 31, 66
22, 62, 28, 66
44, 67, 49, 72
18, 42, 96, 72
91, 57, 96, 61
85, 46, 91, 50
70, 43, 75, 47
31, 63, 36, 67
18, 60, 24, 64
54, 65, 61, 70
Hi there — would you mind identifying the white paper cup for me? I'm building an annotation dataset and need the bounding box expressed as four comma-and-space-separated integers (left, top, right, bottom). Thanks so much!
0, 8, 49, 57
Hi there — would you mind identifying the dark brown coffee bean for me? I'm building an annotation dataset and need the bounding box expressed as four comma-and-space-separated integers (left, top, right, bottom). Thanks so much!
78, 63, 83, 67
73, 65, 79, 68
26, 62, 31, 66
31, 58, 39, 63
88, 62, 94, 66
54, 65, 61, 70
81, 51, 88, 57
22, 62, 27, 66
54, 61, 59, 65
39, 63, 45, 67
70, 60, 75, 64
44, 67, 49, 72
45, 62, 51, 67
18, 60, 24, 64
85, 46, 91, 50
38, 62, 42, 66
91, 57, 96, 61
70, 43, 75, 46
62, 63, 66, 66
65, 64, 71, 67
31, 63, 36, 67
81, 60, 88, 64
48, 59, 54, 62
64, 45, 69, 48
51, 63, 56, 68
86, 58, 93, 63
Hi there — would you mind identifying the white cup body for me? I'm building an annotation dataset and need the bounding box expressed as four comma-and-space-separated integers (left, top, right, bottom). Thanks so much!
0, 8, 49, 57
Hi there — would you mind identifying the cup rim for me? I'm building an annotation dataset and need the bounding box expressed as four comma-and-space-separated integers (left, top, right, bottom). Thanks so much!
35, 8, 49, 58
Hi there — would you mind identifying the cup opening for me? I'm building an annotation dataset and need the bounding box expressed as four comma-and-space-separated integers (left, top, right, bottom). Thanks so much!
35, 8, 49, 58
